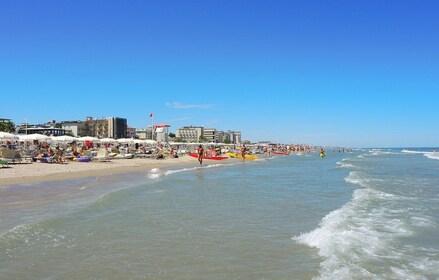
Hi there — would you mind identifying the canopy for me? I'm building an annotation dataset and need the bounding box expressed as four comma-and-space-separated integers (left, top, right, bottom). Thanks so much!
0, 132, 19, 140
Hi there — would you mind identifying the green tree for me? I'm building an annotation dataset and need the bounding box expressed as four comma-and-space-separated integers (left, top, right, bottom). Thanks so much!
168, 132, 176, 138
223, 137, 231, 144
0, 121, 15, 133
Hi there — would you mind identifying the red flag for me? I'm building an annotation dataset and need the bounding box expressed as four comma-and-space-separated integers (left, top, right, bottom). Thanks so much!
149, 113, 153, 118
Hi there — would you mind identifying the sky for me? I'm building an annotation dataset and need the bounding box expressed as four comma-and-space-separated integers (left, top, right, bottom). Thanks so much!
1, 0, 438, 147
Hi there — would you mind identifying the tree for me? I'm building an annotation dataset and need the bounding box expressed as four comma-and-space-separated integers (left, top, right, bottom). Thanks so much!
223, 137, 232, 144
168, 132, 176, 138
0, 121, 15, 133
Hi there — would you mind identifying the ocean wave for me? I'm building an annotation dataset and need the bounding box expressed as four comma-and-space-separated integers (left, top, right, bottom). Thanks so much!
401, 149, 439, 161
401, 149, 426, 154
336, 161, 355, 169
165, 163, 232, 176
369, 149, 400, 156
292, 187, 438, 279
344, 171, 384, 188
0, 223, 67, 258
147, 168, 162, 179
424, 152, 439, 161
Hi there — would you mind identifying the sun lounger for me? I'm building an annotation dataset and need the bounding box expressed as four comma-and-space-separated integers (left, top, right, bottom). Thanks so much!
33, 156, 53, 163
93, 149, 111, 162
0, 158, 9, 168
1, 148, 22, 164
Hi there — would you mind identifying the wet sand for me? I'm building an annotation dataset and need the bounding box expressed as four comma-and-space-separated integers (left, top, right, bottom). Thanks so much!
0, 155, 228, 187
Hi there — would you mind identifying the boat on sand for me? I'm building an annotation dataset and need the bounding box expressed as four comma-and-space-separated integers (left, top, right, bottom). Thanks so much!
226, 152, 258, 160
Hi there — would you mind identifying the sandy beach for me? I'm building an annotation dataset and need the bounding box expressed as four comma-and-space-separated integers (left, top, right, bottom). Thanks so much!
0, 155, 224, 187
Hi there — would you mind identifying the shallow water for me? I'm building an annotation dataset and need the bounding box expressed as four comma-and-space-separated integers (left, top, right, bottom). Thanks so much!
1, 149, 438, 279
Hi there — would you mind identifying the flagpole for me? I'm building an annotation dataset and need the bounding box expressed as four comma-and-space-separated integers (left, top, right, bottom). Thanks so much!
150, 113, 154, 140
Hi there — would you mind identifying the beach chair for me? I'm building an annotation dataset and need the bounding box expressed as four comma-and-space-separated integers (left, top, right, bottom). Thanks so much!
0, 158, 9, 168
93, 149, 111, 162
1, 148, 21, 164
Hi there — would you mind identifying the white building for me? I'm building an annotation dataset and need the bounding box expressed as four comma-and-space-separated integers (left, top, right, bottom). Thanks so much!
155, 124, 170, 143
176, 126, 203, 142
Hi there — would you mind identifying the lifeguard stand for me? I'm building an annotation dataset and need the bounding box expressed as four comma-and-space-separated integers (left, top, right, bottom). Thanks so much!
154, 124, 170, 143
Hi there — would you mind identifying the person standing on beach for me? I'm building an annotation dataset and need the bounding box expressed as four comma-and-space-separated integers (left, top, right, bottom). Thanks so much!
241, 144, 247, 162
197, 145, 204, 165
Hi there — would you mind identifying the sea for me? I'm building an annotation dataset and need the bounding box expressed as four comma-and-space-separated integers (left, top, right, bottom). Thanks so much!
1, 148, 438, 279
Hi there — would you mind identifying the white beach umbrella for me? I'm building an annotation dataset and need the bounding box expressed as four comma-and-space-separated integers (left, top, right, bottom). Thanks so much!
19, 133, 52, 142
78, 136, 100, 142
116, 138, 135, 144
51, 135, 78, 142
0, 131, 19, 140
144, 139, 157, 144
133, 139, 145, 144
100, 137, 117, 143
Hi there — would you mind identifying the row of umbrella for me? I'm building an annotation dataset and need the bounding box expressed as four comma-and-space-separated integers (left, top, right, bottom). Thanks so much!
0, 132, 157, 144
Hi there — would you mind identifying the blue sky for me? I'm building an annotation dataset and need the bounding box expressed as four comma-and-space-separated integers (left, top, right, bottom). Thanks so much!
1, 0, 438, 147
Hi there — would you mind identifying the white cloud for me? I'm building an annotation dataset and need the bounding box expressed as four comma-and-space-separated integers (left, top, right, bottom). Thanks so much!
165, 102, 215, 109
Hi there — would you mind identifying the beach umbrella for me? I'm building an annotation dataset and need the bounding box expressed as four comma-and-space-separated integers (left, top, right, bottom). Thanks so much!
100, 137, 117, 143
144, 139, 157, 144
78, 136, 100, 142
116, 138, 135, 144
51, 135, 78, 142
19, 133, 52, 142
133, 139, 145, 144
0, 131, 19, 140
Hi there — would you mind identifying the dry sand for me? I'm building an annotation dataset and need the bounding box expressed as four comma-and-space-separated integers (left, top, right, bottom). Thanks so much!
0, 155, 221, 187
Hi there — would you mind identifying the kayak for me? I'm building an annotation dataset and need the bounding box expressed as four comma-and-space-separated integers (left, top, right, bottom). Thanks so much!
226, 152, 258, 160
188, 153, 228, 160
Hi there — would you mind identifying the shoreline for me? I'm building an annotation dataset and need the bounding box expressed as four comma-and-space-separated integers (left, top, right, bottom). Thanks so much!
0, 155, 240, 187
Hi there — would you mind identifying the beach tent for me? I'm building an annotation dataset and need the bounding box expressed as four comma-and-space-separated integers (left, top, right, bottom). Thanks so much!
0, 132, 19, 140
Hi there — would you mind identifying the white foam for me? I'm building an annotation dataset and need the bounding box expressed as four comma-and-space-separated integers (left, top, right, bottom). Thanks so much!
164, 162, 240, 176
401, 149, 426, 154
369, 149, 400, 156
147, 168, 162, 179
424, 152, 439, 161
401, 149, 439, 161
410, 216, 434, 227
292, 187, 419, 279
344, 171, 383, 187
336, 161, 355, 169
